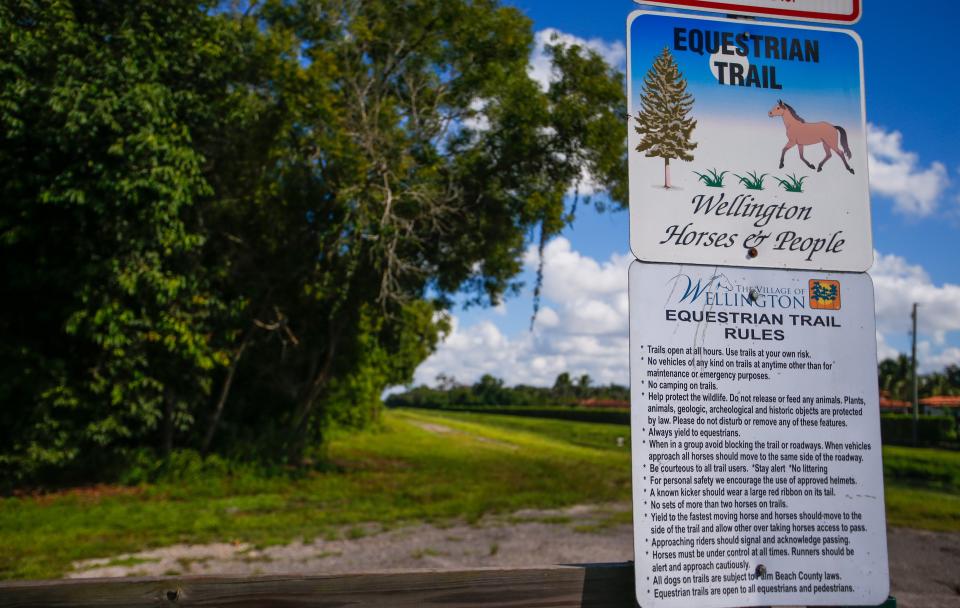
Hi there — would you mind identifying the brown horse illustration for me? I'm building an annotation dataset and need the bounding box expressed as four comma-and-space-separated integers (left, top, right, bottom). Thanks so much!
768, 100, 854, 174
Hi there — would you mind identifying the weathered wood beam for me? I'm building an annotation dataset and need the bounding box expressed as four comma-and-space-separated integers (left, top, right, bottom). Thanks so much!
0, 563, 637, 608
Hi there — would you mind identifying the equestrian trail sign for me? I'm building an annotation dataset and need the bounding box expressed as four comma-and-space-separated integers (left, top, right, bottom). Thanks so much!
627, 11, 870, 272
632, 0, 862, 25
629, 261, 889, 607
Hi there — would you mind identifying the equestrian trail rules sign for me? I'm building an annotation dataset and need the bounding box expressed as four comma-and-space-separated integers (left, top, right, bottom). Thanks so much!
627, 12, 870, 271
629, 262, 889, 607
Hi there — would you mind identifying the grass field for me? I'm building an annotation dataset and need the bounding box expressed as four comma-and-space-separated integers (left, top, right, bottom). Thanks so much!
0, 409, 630, 580
1, 409, 957, 580
882, 445, 960, 531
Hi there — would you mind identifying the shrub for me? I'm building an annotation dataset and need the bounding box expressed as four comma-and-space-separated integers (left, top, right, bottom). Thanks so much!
880, 414, 958, 446
398, 405, 629, 426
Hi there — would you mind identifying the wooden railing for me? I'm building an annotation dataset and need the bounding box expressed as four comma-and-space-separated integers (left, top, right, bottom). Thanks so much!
0, 563, 636, 607
0, 563, 897, 607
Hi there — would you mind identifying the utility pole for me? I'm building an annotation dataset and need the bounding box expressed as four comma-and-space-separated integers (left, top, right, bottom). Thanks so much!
911, 303, 919, 446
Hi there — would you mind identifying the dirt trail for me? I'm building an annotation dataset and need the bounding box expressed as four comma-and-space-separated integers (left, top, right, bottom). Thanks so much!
69, 504, 631, 579
68, 504, 959, 608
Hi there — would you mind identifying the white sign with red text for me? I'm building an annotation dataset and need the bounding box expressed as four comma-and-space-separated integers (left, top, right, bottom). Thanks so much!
633, 0, 861, 25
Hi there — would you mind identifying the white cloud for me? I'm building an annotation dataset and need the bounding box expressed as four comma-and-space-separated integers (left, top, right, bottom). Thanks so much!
573, 164, 603, 197
523, 238, 630, 305
917, 342, 960, 372
462, 98, 491, 134
411, 242, 960, 389
867, 124, 949, 217
413, 237, 631, 387
870, 250, 960, 371
875, 331, 899, 362
537, 305, 560, 328
528, 28, 625, 92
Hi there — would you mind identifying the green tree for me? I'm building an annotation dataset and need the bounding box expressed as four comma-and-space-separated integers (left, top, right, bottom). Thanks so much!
552, 372, 574, 401
0, 1, 238, 480
878, 355, 911, 402
942, 365, 960, 395
199, 0, 628, 463
633, 47, 696, 189
0, 0, 628, 480
473, 375, 507, 405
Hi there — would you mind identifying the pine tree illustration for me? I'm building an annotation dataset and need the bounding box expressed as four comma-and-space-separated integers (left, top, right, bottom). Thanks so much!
634, 47, 697, 189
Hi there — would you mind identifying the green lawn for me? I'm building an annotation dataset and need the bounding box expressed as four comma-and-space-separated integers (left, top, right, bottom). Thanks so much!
0, 409, 630, 580
881, 445, 960, 531
1, 409, 957, 580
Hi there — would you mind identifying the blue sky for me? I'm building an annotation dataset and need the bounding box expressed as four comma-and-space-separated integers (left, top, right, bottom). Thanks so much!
408, 1, 960, 388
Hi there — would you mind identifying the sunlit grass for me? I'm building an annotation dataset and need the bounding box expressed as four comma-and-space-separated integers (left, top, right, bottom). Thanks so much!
884, 485, 960, 531
2, 411, 956, 581
0, 410, 630, 580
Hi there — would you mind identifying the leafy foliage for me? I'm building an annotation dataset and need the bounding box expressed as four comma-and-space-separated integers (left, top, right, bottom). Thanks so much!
879, 356, 960, 402
0, 0, 236, 480
0, 0, 627, 483
387, 373, 628, 408
880, 415, 957, 447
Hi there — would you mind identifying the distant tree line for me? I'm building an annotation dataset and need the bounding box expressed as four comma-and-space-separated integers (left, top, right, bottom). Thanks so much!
388, 359, 960, 410
878, 357, 960, 401
386, 372, 629, 408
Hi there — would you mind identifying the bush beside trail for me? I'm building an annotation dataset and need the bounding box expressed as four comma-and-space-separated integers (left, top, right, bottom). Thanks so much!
397, 405, 629, 426
881, 415, 958, 448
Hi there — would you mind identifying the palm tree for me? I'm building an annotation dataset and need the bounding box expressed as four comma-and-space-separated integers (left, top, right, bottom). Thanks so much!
878, 355, 911, 402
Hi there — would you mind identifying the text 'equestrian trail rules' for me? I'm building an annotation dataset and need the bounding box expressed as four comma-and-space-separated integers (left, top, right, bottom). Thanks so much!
627, 11, 871, 272
629, 261, 888, 607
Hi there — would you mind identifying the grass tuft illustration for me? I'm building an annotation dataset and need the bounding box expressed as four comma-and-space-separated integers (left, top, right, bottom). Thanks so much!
775, 173, 807, 193
734, 171, 767, 190
692, 169, 727, 187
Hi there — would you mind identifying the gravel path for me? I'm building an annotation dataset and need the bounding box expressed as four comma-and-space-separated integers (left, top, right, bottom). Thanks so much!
887, 527, 960, 608
68, 504, 959, 607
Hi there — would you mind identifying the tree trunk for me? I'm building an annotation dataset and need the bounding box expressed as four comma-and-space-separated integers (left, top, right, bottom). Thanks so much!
287, 383, 325, 465
664, 157, 671, 189
286, 331, 340, 465
161, 389, 174, 458
201, 333, 252, 456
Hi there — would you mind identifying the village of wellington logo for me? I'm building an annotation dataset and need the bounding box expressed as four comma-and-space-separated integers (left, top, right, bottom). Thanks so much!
809, 279, 841, 310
